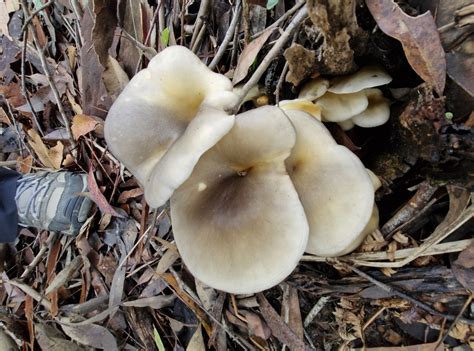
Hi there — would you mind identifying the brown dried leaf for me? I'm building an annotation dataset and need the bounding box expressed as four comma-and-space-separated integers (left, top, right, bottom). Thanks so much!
16, 155, 32, 174
71, 114, 100, 140
35, 323, 87, 351
281, 284, 304, 340
366, 0, 446, 95
103, 56, 129, 101
45, 256, 83, 295
186, 324, 205, 351
257, 293, 311, 351
87, 166, 125, 217
241, 311, 272, 340
122, 295, 176, 309
233, 28, 276, 85
117, 187, 144, 204
452, 241, 474, 292
60, 319, 118, 351
27, 129, 64, 169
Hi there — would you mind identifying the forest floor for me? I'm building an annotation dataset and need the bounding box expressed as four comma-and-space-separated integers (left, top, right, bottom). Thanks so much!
0, 0, 473, 350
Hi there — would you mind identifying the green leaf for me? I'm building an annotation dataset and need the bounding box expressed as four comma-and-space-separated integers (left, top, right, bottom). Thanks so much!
266, 0, 278, 10
153, 326, 165, 351
160, 28, 170, 48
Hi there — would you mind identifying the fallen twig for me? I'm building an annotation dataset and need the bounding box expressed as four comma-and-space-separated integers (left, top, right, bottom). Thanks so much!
21, 0, 77, 152
208, 0, 242, 70
347, 263, 474, 325
232, 5, 308, 112
301, 238, 473, 267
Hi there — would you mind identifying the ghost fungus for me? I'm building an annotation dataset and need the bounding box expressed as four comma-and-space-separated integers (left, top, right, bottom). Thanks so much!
284, 110, 375, 256
317, 91, 369, 122
352, 89, 391, 128
104, 46, 238, 208
298, 77, 330, 100
170, 106, 309, 294
327, 66, 392, 94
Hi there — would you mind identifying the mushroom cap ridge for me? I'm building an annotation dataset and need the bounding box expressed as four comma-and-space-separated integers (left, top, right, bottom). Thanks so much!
170, 106, 309, 294
104, 46, 238, 208
285, 110, 375, 256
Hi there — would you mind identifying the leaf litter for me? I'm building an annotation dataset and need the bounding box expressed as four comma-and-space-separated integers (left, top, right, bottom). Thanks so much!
0, 0, 472, 350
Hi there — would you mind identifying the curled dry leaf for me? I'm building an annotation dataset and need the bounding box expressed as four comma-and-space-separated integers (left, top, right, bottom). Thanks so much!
452, 241, 474, 292
233, 28, 276, 85
86, 166, 125, 218
117, 188, 144, 204
27, 129, 64, 169
366, 0, 446, 95
71, 114, 100, 140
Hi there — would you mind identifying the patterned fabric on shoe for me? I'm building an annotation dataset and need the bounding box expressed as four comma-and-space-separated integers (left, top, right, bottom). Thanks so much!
15, 172, 92, 235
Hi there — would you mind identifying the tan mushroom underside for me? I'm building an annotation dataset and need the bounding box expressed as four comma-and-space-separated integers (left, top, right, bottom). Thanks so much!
317, 91, 368, 122
351, 89, 391, 128
284, 110, 374, 256
171, 106, 309, 294
279, 99, 322, 120
104, 46, 238, 208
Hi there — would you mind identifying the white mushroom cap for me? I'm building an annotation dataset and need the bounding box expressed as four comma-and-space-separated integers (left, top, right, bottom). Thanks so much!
298, 78, 330, 100
352, 89, 391, 128
317, 91, 369, 122
104, 46, 238, 208
279, 99, 322, 120
328, 66, 392, 94
284, 110, 374, 256
170, 106, 309, 294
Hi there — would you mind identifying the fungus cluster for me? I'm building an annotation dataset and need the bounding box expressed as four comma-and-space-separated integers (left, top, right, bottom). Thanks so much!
105, 46, 384, 294
280, 66, 392, 130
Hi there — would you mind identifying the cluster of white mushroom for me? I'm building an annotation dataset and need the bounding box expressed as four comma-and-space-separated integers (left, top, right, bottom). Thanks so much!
104, 46, 389, 294
280, 66, 392, 130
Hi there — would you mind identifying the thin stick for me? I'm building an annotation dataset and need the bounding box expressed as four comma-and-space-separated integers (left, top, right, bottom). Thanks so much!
20, 232, 58, 280
348, 264, 474, 325
190, 0, 210, 48
21, 0, 55, 32
303, 296, 329, 328
275, 60, 289, 104
251, 0, 305, 39
439, 294, 473, 344
301, 238, 473, 266
21, 24, 44, 135
21, 0, 77, 152
191, 22, 207, 53
232, 5, 308, 112
208, 0, 242, 70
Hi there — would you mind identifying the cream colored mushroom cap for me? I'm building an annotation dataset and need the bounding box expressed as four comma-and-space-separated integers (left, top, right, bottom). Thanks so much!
170, 106, 309, 294
279, 99, 322, 120
284, 110, 374, 256
104, 46, 238, 208
318, 91, 368, 122
328, 66, 392, 94
352, 89, 390, 128
298, 77, 330, 100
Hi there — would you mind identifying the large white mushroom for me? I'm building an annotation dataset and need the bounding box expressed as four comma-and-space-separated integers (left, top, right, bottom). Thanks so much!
170, 106, 309, 294
104, 46, 238, 208
284, 110, 375, 256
